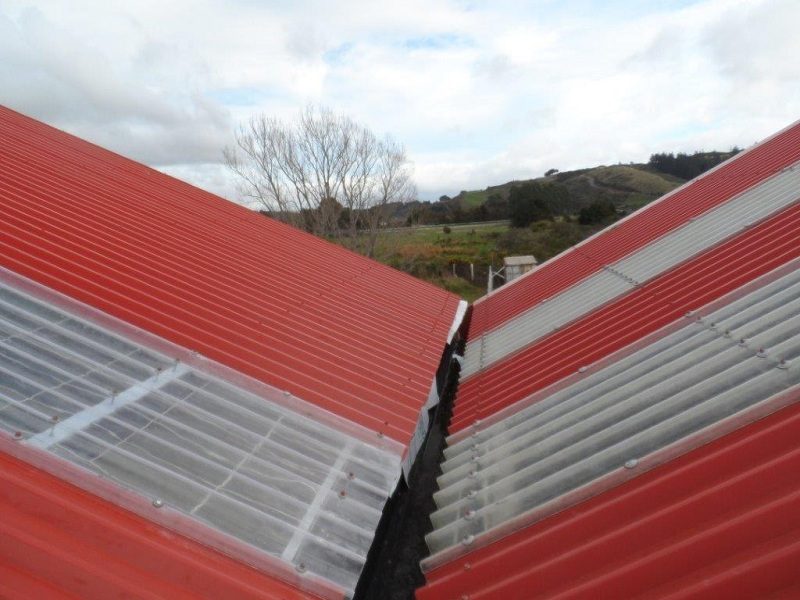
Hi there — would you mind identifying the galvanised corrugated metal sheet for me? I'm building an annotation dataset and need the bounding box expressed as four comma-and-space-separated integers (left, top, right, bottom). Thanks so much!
469, 118, 800, 339
418, 392, 800, 600
428, 263, 800, 557
450, 201, 800, 431
0, 105, 460, 447
461, 165, 800, 378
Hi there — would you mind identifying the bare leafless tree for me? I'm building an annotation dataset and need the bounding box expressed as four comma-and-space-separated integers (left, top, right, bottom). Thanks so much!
224, 105, 414, 254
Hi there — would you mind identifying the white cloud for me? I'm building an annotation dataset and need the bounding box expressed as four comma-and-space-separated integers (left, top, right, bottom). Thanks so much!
1, 0, 798, 201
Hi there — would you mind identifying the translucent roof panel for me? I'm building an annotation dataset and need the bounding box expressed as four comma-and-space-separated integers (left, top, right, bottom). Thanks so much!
425, 263, 800, 564
462, 164, 800, 378
0, 268, 402, 598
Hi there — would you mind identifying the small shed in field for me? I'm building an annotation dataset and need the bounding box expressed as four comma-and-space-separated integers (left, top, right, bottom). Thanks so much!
503, 255, 537, 281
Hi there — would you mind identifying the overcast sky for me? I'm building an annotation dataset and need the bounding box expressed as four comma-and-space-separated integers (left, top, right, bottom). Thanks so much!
2, 0, 798, 202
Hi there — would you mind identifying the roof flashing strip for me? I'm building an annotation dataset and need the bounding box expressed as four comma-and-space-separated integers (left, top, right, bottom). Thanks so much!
402, 299, 467, 477
447, 300, 469, 345
0, 266, 402, 598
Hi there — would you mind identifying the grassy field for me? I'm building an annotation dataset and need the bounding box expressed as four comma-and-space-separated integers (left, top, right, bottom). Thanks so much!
459, 190, 491, 208
449, 164, 684, 215
335, 218, 605, 302
372, 222, 509, 301
330, 165, 686, 301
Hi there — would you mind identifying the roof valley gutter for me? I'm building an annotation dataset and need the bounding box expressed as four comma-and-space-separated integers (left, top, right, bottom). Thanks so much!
402, 300, 469, 477
354, 304, 472, 600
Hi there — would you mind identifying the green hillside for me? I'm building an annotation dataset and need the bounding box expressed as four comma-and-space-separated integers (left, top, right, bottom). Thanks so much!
451, 163, 685, 215
338, 149, 739, 300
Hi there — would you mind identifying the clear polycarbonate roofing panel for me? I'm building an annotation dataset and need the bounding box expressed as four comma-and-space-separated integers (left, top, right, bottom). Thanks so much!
426, 265, 800, 560
0, 269, 401, 597
461, 164, 800, 378
614, 164, 800, 283
461, 269, 633, 376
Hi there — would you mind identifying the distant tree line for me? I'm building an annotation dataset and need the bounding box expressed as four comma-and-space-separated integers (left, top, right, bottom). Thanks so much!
648, 149, 741, 180
403, 182, 574, 227
403, 180, 614, 229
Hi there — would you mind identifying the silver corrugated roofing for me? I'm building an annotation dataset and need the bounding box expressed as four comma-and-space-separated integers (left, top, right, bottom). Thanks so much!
462, 163, 800, 378
426, 262, 800, 563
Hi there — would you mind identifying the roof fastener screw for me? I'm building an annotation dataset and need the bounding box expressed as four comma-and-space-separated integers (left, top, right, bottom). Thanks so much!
152, 498, 164, 508
461, 534, 475, 546
339, 490, 347, 499
13, 431, 22, 440
738, 338, 748, 347
295, 562, 307, 573
376, 431, 384, 438
578, 366, 588, 373
777, 359, 790, 370
468, 489, 478, 498
757, 348, 768, 358
463, 562, 471, 571
283, 390, 291, 396
468, 470, 478, 478
624, 458, 639, 469
464, 509, 476, 521
347, 472, 355, 480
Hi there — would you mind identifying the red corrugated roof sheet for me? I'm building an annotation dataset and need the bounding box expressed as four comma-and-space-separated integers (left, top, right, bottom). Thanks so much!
470, 119, 800, 338
420, 119, 800, 598
450, 200, 800, 431
0, 441, 321, 600
419, 393, 800, 600
0, 105, 460, 446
